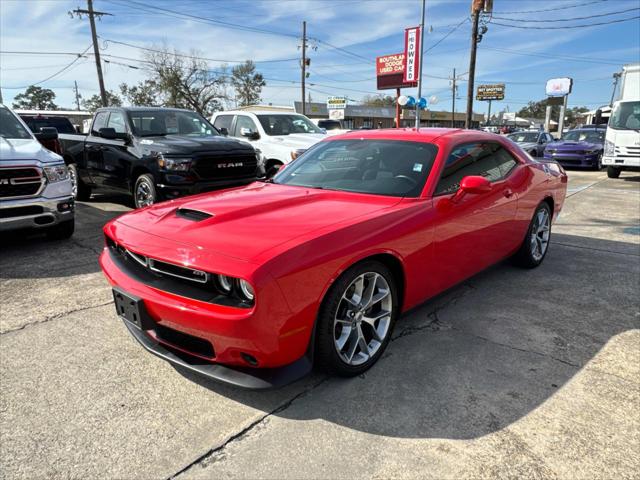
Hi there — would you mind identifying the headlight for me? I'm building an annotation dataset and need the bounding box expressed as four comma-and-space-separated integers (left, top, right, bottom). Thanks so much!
44, 164, 69, 182
290, 148, 306, 160
254, 148, 265, 166
238, 279, 255, 301
216, 275, 233, 293
584, 149, 599, 155
157, 154, 192, 172
604, 140, 614, 156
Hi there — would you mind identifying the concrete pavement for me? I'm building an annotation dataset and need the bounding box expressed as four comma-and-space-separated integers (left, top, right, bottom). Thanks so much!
1, 170, 638, 479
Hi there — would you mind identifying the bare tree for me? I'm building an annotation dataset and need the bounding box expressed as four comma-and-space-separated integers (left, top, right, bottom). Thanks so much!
231, 60, 266, 107
144, 45, 228, 116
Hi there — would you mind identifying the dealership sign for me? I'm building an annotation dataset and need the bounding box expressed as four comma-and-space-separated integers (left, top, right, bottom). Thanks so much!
376, 53, 417, 90
403, 26, 421, 83
329, 109, 345, 120
546, 77, 573, 97
326, 96, 347, 110
476, 84, 505, 101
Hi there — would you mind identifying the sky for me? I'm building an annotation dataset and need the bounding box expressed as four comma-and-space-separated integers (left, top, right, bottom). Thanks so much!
1, 0, 639, 117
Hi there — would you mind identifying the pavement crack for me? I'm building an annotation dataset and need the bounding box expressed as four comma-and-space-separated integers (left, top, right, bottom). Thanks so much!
552, 241, 640, 257
1, 300, 113, 335
168, 376, 330, 479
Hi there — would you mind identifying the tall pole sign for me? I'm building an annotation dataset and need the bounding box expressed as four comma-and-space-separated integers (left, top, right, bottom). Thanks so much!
403, 26, 421, 84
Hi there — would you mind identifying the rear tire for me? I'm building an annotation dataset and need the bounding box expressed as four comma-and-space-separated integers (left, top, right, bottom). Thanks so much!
46, 219, 75, 240
607, 166, 621, 178
315, 261, 399, 376
133, 174, 159, 209
513, 203, 552, 269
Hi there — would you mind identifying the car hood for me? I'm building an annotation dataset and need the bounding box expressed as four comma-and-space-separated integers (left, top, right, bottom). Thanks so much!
138, 135, 255, 155
263, 133, 326, 149
548, 140, 602, 150
0, 137, 62, 163
516, 141, 538, 150
116, 182, 401, 262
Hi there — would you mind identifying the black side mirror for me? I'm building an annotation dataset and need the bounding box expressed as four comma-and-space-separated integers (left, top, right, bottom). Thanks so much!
218, 127, 229, 136
595, 109, 603, 125
99, 127, 129, 141
35, 127, 58, 141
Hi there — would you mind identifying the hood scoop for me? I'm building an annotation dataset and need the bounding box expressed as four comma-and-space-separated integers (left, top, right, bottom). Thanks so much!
175, 208, 213, 222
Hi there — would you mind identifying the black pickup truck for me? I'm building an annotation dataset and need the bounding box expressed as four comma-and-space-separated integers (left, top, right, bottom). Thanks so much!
59, 107, 262, 208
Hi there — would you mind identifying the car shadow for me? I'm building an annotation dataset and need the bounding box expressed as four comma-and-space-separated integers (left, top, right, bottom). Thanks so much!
0, 200, 127, 279
177, 233, 639, 439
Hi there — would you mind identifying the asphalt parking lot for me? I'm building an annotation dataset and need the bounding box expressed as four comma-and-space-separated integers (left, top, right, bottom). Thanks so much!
1, 170, 639, 479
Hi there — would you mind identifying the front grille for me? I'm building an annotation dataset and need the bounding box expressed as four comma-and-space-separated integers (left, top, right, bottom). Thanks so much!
0, 168, 44, 198
154, 323, 215, 359
615, 146, 640, 158
106, 236, 253, 308
192, 152, 257, 180
0, 205, 44, 219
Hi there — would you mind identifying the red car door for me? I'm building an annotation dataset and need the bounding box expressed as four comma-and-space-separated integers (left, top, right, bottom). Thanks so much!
429, 141, 520, 293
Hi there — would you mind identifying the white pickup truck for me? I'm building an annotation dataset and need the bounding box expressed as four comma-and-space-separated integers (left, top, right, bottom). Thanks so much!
0, 104, 75, 238
602, 63, 640, 178
211, 110, 326, 177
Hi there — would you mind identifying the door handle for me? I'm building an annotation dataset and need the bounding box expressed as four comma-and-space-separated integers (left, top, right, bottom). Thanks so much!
503, 189, 514, 198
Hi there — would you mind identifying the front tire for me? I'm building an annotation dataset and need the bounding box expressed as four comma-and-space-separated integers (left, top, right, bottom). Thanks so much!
315, 261, 399, 376
133, 174, 159, 209
607, 166, 621, 178
592, 153, 603, 171
513, 203, 552, 268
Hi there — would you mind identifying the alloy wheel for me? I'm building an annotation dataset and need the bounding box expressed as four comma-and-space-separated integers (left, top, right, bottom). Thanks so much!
333, 272, 393, 366
68, 165, 78, 199
135, 181, 155, 208
530, 208, 550, 261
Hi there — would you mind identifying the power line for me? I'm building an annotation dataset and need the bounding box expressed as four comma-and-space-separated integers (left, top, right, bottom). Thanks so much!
315, 39, 374, 64
100, 38, 299, 64
493, 0, 608, 15
423, 17, 469, 55
480, 46, 629, 66
491, 15, 640, 29
4, 45, 93, 90
492, 6, 639, 23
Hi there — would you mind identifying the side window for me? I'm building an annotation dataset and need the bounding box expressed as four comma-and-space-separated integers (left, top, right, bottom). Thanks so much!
434, 143, 502, 195
106, 111, 126, 133
213, 114, 233, 132
91, 112, 109, 135
233, 115, 258, 136
493, 146, 518, 177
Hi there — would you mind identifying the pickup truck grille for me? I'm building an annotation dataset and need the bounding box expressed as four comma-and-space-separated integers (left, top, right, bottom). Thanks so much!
0, 167, 44, 199
192, 152, 257, 180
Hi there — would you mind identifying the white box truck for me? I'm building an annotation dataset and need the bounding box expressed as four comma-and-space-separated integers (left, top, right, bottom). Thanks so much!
602, 63, 640, 178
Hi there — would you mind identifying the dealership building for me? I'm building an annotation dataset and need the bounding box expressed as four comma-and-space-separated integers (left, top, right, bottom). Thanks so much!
292, 102, 484, 129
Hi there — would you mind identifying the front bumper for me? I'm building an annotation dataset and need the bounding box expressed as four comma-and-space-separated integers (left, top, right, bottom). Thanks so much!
0, 195, 74, 232
157, 175, 258, 199
602, 155, 640, 168
544, 152, 599, 168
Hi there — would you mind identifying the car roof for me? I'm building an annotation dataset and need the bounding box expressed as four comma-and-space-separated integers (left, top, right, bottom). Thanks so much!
96, 106, 195, 113
330, 127, 498, 143
217, 110, 300, 116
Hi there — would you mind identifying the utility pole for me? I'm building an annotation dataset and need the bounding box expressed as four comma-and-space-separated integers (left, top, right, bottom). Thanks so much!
465, 1, 481, 129
610, 72, 621, 106
414, 0, 426, 129
73, 81, 81, 110
301, 20, 307, 116
451, 68, 457, 128
71, 0, 111, 107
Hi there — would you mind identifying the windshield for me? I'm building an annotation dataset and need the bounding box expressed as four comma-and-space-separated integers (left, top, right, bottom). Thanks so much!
127, 110, 218, 137
273, 139, 438, 197
609, 101, 640, 130
562, 130, 605, 143
507, 132, 538, 143
257, 114, 324, 135
0, 106, 32, 140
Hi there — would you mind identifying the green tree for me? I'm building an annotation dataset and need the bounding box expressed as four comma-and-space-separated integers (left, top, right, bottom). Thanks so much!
119, 80, 160, 106
231, 60, 266, 107
12, 86, 58, 110
361, 94, 396, 107
144, 45, 227, 116
81, 91, 122, 112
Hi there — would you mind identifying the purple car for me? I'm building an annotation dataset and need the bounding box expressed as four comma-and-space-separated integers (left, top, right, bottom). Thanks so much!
543, 126, 605, 170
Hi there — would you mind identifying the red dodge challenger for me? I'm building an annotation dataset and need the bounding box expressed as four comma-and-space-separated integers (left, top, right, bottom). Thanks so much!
100, 128, 567, 389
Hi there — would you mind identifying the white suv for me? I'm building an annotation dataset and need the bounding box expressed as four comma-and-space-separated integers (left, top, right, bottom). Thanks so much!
211, 111, 326, 177
0, 104, 75, 238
